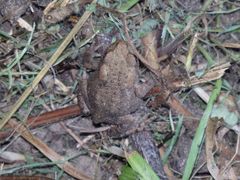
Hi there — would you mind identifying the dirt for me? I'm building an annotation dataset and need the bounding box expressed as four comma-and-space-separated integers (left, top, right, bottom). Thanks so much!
0, 0, 240, 179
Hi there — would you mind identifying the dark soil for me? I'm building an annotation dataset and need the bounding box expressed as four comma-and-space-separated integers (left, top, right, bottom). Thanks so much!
0, 0, 239, 179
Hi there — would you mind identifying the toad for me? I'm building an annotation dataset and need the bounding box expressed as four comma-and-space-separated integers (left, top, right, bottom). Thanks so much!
80, 40, 144, 126
78, 40, 166, 178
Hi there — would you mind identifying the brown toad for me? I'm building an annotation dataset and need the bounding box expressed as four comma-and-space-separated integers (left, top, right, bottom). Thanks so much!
80, 41, 144, 125
78, 41, 166, 177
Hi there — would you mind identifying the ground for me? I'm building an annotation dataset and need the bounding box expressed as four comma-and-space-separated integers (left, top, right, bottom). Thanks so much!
0, 0, 240, 179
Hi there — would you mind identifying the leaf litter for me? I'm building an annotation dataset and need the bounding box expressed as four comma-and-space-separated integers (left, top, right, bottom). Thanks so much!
0, 0, 239, 179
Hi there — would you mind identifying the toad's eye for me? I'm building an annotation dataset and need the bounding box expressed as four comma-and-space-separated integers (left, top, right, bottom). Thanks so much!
45, 15, 52, 20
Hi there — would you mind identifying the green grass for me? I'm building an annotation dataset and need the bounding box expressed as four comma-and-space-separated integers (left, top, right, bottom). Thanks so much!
182, 79, 222, 180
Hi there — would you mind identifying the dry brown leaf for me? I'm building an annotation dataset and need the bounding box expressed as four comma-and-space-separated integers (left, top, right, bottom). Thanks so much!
141, 31, 159, 70
189, 62, 231, 86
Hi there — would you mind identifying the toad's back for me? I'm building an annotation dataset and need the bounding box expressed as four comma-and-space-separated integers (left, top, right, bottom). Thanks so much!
87, 41, 142, 124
